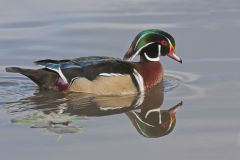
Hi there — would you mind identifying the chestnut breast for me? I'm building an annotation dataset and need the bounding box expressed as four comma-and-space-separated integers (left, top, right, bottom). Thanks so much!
134, 62, 163, 90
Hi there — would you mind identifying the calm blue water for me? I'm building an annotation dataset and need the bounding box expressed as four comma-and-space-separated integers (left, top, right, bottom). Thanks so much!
0, 0, 240, 159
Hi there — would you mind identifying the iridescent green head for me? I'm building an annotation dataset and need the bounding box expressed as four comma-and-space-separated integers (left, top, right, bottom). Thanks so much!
123, 29, 182, 63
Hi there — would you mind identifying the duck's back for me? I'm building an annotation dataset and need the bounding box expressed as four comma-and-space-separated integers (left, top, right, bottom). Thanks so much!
6, 56, 140, 95
55, 57, 139, 95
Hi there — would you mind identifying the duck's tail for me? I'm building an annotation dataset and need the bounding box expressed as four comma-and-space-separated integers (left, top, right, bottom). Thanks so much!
5, 67, 58, 90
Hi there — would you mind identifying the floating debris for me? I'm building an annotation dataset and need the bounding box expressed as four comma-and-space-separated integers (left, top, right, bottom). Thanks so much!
11, 111, 84, 135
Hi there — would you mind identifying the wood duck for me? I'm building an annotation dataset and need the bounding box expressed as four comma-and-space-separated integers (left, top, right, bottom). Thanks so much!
9, 84, 182, 137
6, 29, 182, 95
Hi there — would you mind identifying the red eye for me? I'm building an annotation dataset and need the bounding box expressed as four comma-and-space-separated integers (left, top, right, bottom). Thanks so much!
161, 40, 168, 46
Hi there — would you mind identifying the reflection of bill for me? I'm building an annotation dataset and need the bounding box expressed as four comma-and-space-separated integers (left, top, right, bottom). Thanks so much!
9, 83, 182, 138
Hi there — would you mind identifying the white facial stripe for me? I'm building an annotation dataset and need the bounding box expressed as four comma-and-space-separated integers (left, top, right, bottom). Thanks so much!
133, 112, 154, 127
135, 32, 151, 50
132, 69, 144, 93
126, 42, 155, 61
166, 37, 173, 47
143, 44, 161, 61
144, 107, 162, 124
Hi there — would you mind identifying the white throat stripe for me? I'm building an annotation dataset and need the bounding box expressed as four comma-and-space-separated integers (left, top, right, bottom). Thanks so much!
143, 44, 161, 61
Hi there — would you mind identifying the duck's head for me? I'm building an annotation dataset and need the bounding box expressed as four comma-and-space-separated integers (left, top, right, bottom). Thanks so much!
123, 29, 182, 63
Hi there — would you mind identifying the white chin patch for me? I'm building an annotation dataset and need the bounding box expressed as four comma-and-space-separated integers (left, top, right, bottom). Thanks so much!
143, 45, 161, 61
144, 52, 160, 61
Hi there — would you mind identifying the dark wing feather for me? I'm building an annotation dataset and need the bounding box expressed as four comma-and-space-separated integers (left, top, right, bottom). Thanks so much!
35, 59, 70, 65
34, 56, 134, 84
66, 56, 120, 67
35, 56, 119, 68
61, 60, 135, 82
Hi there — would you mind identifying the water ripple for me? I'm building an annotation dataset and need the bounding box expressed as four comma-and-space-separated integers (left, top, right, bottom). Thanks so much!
0, 72, 36, 105
165, 70, 205, 100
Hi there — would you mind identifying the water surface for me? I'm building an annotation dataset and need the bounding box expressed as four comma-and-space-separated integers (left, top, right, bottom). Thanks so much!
0, 0, 240, 159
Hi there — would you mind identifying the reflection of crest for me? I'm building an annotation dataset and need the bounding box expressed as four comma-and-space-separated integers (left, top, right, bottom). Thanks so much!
7, 83, 182, 138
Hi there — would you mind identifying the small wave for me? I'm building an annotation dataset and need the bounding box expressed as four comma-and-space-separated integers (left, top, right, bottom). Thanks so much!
163, 75, 181, 92
0, 73, 36, 105
164, 70, 205, 100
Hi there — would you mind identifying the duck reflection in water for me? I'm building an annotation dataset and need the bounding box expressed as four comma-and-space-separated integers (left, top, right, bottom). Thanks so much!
127, 101, 182, 138
8, 83, 182, 138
